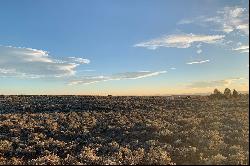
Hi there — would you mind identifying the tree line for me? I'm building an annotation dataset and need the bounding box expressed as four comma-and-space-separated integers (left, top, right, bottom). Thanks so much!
210, 88, 242, 99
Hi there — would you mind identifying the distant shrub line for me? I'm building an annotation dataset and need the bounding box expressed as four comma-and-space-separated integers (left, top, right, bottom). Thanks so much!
210, 88, 244, 99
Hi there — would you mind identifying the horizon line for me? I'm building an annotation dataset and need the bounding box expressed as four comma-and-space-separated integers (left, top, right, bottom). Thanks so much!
0, 91, 249, 97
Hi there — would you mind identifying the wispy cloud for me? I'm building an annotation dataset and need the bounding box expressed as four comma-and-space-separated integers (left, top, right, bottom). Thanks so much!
69, 71, 167, 85
233, 45, 249, 53
196, 43, 203, 54
216, 7, 249, 35
82, 69, 95, 72
186, 59, 210, 65
179, 6, 249, 35
0, 68, 17, 74
178, 19, 195, 25
0, 68, 21, 77
0, 45, 90, 78
187, 77, 245, 88
196, 49, 202, 54
68, 57, 90, 64
134, 33, 225, 50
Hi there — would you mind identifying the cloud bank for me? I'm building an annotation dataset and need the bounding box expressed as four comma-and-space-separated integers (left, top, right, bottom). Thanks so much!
69, 71, 167, 85
187, 77, 245, 88
0, 45, 167, 85
134, 33, 224, 50
0, 45, 89, 78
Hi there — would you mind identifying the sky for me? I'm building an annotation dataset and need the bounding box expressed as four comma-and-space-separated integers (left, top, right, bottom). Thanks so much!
0, 0, 249, 95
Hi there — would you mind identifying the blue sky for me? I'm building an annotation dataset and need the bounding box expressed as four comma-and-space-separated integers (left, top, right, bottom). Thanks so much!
0, 0, 249, 95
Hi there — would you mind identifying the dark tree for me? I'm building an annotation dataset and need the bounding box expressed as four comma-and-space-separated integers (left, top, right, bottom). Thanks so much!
232, 89, 239, 98
210, 88, 223, 99
224, 88, 232, 99
214, 89, 222, 96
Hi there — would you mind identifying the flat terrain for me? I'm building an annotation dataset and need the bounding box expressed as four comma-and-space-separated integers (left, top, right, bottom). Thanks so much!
0, 95, 249, 165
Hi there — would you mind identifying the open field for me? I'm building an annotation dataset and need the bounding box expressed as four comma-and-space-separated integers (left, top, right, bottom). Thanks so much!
0, 95, 249, 165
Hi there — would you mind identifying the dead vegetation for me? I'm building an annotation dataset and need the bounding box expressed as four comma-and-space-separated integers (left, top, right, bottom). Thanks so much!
0, 94, 249, 165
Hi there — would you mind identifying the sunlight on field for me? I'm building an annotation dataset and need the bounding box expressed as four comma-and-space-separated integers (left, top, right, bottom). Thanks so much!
0, 93, 248, 165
